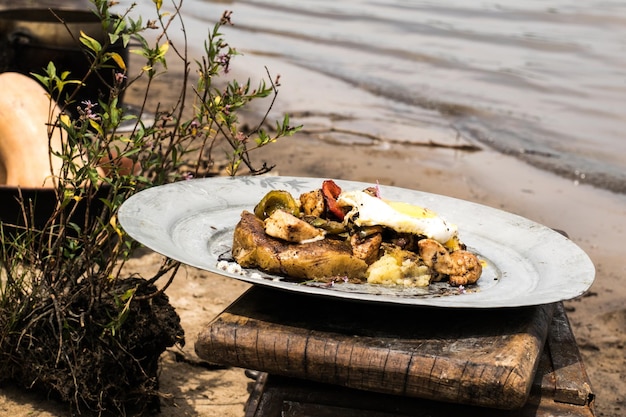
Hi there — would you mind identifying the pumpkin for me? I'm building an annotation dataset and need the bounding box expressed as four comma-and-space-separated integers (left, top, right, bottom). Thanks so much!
0, 72, 64, 187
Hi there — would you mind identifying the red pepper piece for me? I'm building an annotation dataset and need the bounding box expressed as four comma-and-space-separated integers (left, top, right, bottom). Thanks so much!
322, 179, 345, 220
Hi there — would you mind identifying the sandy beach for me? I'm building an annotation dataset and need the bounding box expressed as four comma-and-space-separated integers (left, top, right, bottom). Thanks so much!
1, 46, 624, 417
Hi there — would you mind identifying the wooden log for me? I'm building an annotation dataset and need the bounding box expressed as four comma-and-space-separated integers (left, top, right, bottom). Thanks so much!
547, 302, 595, 406
196, 286, 555, 409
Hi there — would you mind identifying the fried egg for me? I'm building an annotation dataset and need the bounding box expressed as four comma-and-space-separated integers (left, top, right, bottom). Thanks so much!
336, 190, 458, 244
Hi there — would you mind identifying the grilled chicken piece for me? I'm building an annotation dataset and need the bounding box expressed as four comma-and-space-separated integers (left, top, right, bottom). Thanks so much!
350, 230, 383, 264
417, 238, 453, 271
299, 189, 325, 217
264, 209, 325, 243
232, 211, 369, 281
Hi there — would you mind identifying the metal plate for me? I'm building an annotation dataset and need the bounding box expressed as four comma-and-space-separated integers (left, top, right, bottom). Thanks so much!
118, 176, 595, 308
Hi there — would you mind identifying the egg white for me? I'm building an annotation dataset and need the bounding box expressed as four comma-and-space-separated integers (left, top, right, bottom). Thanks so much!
336, 190, 457, 243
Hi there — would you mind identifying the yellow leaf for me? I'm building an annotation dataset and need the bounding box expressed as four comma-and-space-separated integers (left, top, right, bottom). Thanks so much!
158, 41, 169, 58
108, 52, 127, 71
110, 215, 124, 239
89, 119, 104, 136
64, 189, 75, 200
59, 114, 72, 126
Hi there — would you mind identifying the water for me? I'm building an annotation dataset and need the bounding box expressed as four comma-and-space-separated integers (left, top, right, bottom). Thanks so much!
123, 0, 626, 193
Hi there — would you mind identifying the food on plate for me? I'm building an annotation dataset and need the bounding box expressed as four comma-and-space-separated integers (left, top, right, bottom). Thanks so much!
231, 180, 482, 288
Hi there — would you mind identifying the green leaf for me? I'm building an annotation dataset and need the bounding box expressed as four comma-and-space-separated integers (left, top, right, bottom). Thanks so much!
30, 73, 48, 86
121, 33, 132, 48
46, 61, 57, 76
79, 31, 102, 53
108, 33, 120, 45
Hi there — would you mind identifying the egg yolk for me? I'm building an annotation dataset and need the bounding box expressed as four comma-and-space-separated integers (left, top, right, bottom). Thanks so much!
386, 201, 438, 219
390, 200, 461, 249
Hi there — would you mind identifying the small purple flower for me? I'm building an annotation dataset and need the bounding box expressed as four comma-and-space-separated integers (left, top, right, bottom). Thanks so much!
235, 131, 248, 143
80, 100, 100, 121
81, 100, 96, 110
114, 72, 127, 85
216, 53, 231, 73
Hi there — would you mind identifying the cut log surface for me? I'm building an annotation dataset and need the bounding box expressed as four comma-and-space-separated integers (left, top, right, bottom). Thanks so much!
196, 286, 555, 409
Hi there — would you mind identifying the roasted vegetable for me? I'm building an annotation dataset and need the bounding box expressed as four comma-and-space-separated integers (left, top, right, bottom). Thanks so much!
301, 215, 346, 235
321, 179, 345, 220
254, 190, 300, 220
